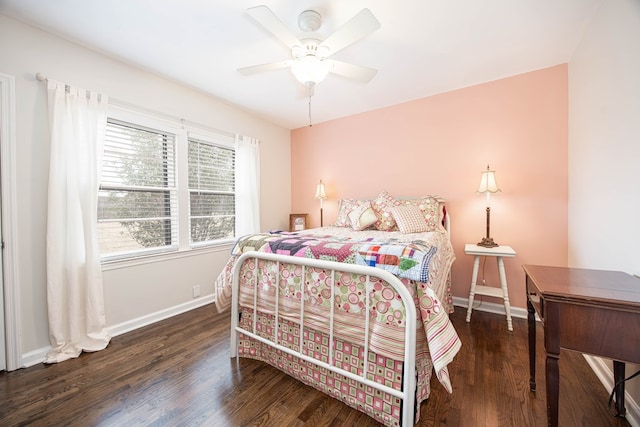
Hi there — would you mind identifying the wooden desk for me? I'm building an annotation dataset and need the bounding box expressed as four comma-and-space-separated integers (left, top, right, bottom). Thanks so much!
523, 265, 640, 427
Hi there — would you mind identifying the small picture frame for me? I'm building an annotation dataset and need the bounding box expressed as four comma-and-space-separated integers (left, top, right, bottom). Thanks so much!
289, 214, 308, 232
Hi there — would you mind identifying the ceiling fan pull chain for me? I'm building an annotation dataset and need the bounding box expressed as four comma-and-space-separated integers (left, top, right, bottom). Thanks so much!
308, 87, 313, 127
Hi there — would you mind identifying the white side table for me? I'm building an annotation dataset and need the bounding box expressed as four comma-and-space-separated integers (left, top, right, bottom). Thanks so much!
465, 243, 516, 331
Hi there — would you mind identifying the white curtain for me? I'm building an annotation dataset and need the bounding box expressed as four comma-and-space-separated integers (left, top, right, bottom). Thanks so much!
234, 135, 261, 236
45, 80, 111, 363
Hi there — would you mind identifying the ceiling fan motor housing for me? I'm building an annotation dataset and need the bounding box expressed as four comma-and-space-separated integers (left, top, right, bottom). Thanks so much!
298, 10, 322, 32
292, 40, 329, 60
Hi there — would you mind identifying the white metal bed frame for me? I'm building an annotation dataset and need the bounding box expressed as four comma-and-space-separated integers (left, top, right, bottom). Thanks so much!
230, 251, 418, 426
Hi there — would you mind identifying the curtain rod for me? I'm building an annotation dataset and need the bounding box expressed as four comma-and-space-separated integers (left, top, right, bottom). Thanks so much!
35, 72, 238, 139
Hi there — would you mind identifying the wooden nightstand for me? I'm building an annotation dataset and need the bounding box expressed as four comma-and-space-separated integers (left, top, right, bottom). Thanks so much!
465, 243, 516, 331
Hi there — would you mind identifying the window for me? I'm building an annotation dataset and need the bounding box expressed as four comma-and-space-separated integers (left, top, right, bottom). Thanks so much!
98, 108, 236, 261
188, 136, 235, 245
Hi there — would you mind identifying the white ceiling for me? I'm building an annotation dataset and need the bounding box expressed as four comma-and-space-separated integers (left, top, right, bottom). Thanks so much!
0, 0, 602, 130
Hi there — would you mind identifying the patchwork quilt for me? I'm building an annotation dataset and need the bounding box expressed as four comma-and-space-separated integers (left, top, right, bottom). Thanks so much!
232, 231, 437, 283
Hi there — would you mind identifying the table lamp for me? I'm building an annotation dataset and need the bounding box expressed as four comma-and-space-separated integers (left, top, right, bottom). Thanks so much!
315, 180, 327, 227
477, 165, 500, 247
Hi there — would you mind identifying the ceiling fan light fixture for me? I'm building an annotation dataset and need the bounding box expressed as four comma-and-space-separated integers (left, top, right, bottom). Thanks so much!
291, 56, 331, 85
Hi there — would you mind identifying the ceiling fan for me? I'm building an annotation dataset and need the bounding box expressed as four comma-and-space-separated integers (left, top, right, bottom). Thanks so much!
238, 5, 381, 92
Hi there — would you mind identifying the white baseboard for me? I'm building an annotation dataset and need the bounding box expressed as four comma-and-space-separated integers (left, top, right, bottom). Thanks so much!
20, 295, 215, 368
21, 347, 51, 368
452, 295, 529, 319
454, 296, 639, 426
107, 295, 215, 337
584, 355, 640, 427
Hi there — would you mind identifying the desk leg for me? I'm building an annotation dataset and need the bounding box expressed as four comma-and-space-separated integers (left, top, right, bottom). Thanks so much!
613, 360, 626, 416
466, 255, 481, 323
545, 302, 560, 427
497, 256, 513, 331
527, 296, 536, 391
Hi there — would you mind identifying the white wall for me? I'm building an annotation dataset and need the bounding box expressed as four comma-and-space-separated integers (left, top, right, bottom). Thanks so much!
0, 15, 291, 360
569, 0, 640, 273
569, 0, 640, 422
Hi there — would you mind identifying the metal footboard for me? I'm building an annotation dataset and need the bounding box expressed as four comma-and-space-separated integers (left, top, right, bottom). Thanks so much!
230, 251, 417, 426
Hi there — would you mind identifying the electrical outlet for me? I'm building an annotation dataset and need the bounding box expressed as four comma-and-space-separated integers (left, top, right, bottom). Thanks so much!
192, 285, 200, 298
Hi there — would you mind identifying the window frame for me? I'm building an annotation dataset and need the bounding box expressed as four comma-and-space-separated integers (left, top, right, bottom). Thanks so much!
187, 130, 236, 248
99, 117, 179, 260
100, 104, 236, 265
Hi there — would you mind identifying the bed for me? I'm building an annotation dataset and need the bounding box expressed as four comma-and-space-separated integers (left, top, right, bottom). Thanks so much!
214, 193, 461, 426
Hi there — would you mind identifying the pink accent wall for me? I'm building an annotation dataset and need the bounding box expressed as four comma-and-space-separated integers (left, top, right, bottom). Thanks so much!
291, 65, 568, 309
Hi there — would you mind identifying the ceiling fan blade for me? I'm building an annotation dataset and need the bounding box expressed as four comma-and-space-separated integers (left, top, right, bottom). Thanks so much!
237, 60, 293, 76
246, 5, 300, 49
328, 60, 378, 83
319, 8, 380, 56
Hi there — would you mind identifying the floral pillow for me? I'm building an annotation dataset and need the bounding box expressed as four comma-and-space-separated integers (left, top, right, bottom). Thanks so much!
371, 191, 402, 231
390, 204, 429, 233
348, 201, 378, 231
334, 198, 359, 227
401, 196, 443, 232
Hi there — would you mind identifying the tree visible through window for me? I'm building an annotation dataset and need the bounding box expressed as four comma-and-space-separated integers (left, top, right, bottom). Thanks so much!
188, 137, 235, 244
97, 116, 236, 260
98, 119, 178, 257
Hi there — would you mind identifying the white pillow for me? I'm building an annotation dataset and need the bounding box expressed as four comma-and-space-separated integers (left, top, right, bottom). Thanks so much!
348, 201, 378, 231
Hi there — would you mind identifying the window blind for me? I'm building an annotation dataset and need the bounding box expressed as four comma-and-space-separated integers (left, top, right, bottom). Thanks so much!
98, 119, 178, 258
188, 137, 235, 244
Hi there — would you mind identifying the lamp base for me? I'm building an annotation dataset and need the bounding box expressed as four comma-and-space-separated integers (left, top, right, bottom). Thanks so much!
477, 237, 499, 248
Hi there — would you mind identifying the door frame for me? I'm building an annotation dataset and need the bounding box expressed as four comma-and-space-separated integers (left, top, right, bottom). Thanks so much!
0, 72, 22, 371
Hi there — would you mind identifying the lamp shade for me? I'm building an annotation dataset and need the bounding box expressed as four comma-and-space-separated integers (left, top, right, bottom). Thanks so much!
291, 56, 331, 85
315, 180, 327, 199
477, 166, 501, 194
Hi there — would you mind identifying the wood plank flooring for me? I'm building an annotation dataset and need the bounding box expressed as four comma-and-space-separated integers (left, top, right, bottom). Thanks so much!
0, 304, 632, 426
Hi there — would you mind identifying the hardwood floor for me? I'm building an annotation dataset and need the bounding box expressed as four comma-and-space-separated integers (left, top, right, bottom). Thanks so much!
0, 304, 632, 426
